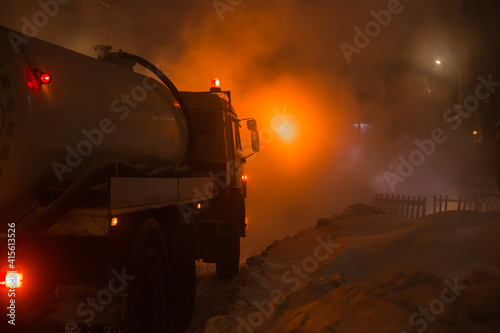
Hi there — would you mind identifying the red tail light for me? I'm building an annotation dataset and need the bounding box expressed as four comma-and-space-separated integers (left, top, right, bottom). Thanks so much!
40, 72, 52, 84
0, 272, 23, 288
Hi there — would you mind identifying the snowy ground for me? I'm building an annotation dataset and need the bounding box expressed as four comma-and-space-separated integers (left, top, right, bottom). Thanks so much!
187, 204, 500, 333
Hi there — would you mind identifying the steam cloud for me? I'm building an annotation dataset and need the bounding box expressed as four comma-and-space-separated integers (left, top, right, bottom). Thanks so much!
1, 0, 499, 255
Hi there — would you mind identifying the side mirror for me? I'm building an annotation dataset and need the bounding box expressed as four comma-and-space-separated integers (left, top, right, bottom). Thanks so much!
247, 119, 258, 131
251, 130, 260, 152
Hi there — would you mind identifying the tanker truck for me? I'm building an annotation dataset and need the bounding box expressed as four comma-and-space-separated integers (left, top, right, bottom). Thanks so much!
0, 25, 259, 333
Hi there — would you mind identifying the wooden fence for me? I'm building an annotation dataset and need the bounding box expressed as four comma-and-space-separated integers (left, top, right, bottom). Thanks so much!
466, 185, 497, 200
433, 195, 495, 213
375, 191, 497, 219
374, 194, 427, 219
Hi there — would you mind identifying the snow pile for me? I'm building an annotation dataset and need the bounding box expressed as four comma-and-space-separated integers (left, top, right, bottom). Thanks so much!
198, 204, 500, 333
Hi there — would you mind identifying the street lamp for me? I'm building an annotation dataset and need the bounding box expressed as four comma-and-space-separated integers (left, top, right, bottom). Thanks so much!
434, 59, 462, 104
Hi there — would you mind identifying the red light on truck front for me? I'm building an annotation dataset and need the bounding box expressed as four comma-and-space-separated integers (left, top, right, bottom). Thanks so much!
1, 272, 23, 288
40, 72, 52, 84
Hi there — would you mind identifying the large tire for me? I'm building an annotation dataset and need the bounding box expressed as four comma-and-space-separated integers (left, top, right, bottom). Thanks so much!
169, 232, 197, 332
129, 247, 169, 333
216, 233, 240, 278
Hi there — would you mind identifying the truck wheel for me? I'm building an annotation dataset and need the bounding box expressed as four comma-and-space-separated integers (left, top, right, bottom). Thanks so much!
216, 233, 240, 278
169, 232, 196, 332
130, 248, 169, 333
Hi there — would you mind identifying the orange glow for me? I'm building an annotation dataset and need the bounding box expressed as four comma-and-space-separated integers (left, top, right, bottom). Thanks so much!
111, 217, 118, 227
245, 216, 249, 230
242, 175, 248, 180
271, 115, 300, 144
1, 272, 23, 288
237, 75, 336, 175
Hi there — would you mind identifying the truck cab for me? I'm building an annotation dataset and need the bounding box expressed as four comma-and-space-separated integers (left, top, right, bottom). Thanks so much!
180, 81, 259, 275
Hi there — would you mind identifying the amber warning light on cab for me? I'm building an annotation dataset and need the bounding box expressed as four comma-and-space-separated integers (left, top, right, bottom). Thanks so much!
210, 77, 222, 92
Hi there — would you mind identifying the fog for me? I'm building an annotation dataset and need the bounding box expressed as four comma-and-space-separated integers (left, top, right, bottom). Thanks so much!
1, 0, 499, 255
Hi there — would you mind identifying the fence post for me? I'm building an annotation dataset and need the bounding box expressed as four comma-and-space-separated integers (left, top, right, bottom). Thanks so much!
422, 197, 427, 218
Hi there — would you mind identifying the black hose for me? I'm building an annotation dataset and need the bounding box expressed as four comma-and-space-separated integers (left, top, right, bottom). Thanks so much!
18, 161, 194, 237
115, 52, 194, 165
18, 160, 149, 237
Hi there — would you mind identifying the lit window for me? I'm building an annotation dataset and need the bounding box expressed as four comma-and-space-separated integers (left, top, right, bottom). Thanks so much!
472, 130, 482, 143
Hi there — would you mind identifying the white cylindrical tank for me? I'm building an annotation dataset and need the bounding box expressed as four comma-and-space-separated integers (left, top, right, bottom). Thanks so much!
0, 27, 188, 223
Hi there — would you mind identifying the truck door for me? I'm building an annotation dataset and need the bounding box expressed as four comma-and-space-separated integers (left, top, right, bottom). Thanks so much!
231, 117, 244, 187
